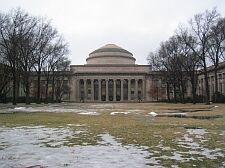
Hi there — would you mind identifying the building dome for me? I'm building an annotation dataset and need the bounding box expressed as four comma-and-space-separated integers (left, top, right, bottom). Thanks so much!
86, 44, 136, 65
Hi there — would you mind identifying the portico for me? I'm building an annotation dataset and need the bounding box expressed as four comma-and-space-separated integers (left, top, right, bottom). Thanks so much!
70, 44, 152, 102
77, 78, 145, 102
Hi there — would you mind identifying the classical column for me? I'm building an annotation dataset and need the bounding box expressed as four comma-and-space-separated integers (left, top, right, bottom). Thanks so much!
135, 79, 138, 101
98, 79, 101, 101
106, 80, 109, 101
113, 80, 116, 101
128, 79, 131, 101
91, 79, 94, 101
142, 79, 145, 101
76, 79, 79, 102
84, 79, 87, 101
121, 79, 124, 101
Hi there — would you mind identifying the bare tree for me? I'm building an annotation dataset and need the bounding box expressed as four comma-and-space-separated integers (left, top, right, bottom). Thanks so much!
15, 11, 40, 104
177, 30, 200, 103
42, 38, 69, 103
207, 17, 225, 101
0, 54, 11, 103
0, 8, 70, 104
55, 56, 70, 102
33, 20, 58, 104
148, 50, 172, 102
181, 9, 220, 104
164, 36, 189, 103
0, 8, 24, 105
148, 36, 188, 103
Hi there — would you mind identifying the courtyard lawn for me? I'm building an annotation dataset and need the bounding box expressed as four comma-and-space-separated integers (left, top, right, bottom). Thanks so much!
0, 103, 224, 167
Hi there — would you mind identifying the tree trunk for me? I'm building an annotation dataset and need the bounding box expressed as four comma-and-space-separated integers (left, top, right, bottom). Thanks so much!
37, 69, 41, 104
12, 69, 17, 105
180, 80, 185, 103
166, 82, 171, 102
214, 66, 218, 102
203, 62, 210, 104
25, 78, 30, 105
173, 82, 177, 103
45, 80, 49, 103
190, 74, 197, 104
51, 76, 55, 103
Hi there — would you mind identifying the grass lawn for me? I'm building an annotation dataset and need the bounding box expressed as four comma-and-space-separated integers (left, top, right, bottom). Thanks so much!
0, 103, 224, 167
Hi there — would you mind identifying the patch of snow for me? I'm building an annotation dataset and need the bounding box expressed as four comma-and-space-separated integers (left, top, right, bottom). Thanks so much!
110, 112, 130, 115
187, 128, 208, 139
160, 152, 191, 162
126, 109, 144, 112
171, 165, 179, 168
161, 147, 172, 151
0, 107, 83, 113
78, 112, 99, 115
149, 112, 158, 117
14, 107, 26, 110
90, 104, 117, 109
178, 134, 200, 149
0, 127, 151, 168
201, 148, 224, 159
175, 128, 224, 160
0, 106, 102, 115
220, 161, 225, 168
67, 124, 86, 127
214, 106, 219, 108
165, 113, 187, 115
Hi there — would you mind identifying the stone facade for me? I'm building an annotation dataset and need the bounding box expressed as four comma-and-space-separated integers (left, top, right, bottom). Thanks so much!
197, 62, 225, 101
69, 44, 161, 102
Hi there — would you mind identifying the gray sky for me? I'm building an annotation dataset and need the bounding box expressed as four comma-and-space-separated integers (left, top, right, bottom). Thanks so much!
1, 0, 225, 65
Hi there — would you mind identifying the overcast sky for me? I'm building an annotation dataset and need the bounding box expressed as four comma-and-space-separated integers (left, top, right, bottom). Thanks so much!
1, 0, 225, 65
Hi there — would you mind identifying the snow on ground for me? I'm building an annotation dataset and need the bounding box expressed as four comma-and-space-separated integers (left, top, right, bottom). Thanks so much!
90, 104, 119, 109
176, 128, 224, 160
0, 126, 151, 168
78, 111, 100, 115
164, 112, 187, 116
0, 126, 223, 167
149, 128, 224, 163
148, 112, 158, 117
110, 112, 130, 115
126, 109, 144, 112
110, 109, 144, 115
0, 105, 144, 116
0, 106, 100, 115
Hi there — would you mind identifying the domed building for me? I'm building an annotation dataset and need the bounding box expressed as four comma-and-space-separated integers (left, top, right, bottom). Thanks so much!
70, 44, 167, 102
86, 44, 136, 65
